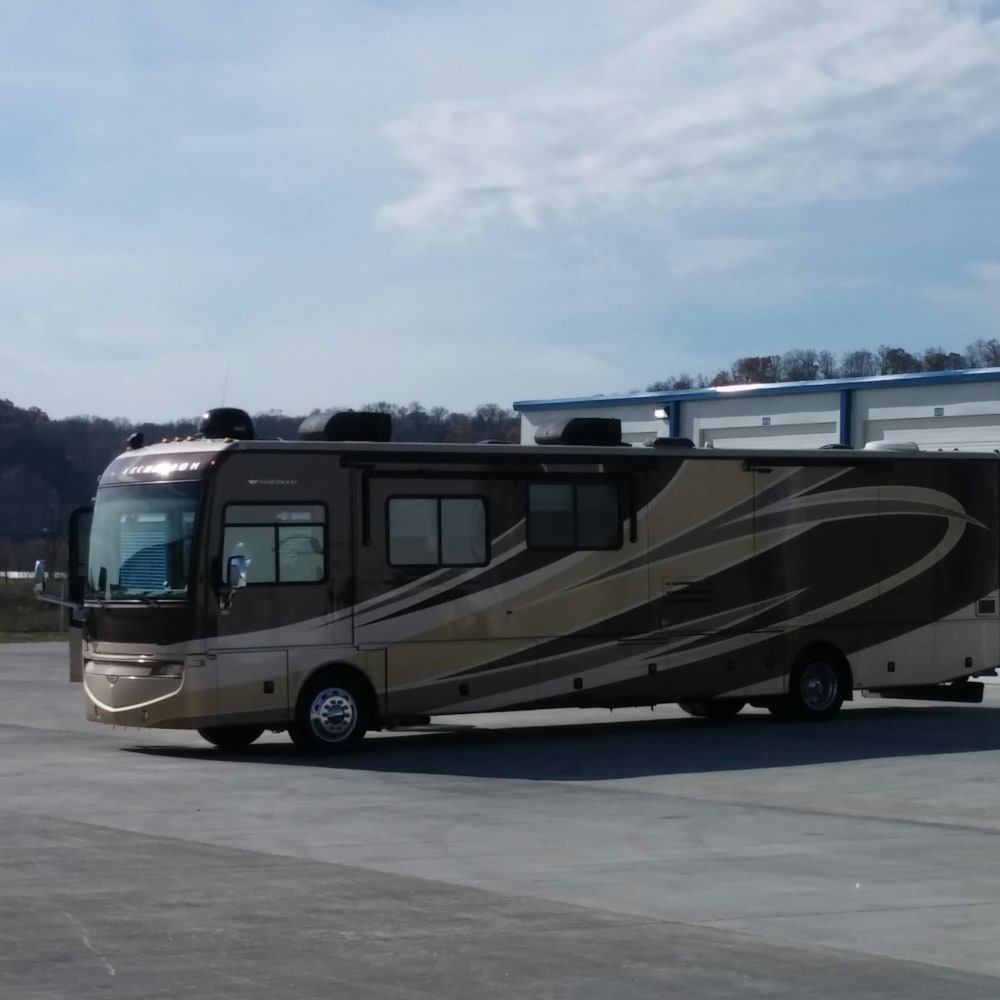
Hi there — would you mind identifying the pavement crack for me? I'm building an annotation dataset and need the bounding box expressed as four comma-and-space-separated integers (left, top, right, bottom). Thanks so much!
63, 910, 116, 977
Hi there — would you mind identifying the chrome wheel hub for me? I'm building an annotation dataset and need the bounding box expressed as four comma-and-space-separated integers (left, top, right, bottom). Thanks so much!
800, 663, 838, 712
309, 687, 357, 742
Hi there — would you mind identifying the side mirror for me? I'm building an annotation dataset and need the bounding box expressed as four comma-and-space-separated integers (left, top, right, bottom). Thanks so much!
220, 554, 247, 613
33, 559, 47, 594
34, 557, 81, 611
227, 554, 248, 590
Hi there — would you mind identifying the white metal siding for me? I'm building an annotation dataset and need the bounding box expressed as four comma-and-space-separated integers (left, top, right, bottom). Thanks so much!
520, 377, 1000, 452
683, 391, 841, 449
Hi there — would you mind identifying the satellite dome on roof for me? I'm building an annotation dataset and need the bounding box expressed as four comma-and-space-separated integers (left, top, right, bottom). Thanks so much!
198, 407, 255, 440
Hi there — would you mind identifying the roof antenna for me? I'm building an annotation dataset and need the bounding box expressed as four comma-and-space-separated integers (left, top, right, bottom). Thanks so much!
221, 361, 231, 405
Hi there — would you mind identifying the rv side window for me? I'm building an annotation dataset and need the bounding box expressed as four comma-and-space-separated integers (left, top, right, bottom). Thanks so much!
527, 482, 621, 550
387, 497, 488, 567
222, 504, 327, 584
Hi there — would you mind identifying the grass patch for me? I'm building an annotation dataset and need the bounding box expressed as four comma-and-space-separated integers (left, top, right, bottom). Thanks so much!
0, 632, 66, 644
0, 578, 67, 638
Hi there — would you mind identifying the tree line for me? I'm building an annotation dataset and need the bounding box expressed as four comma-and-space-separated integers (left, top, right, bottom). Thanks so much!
645, 339, 1000, 391
0, 399, 519, 559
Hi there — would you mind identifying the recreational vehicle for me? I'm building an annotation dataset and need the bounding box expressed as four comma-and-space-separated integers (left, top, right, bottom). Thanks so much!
36, 407, 999, 753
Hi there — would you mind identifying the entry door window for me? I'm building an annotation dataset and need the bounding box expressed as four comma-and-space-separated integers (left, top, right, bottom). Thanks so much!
222, 504, 326, 584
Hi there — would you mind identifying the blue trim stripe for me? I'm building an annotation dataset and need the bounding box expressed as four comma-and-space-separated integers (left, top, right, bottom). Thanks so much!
513, 368, 1000, 412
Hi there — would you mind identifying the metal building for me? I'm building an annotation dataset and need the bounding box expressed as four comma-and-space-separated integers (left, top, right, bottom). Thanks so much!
514, 369, 1000, 452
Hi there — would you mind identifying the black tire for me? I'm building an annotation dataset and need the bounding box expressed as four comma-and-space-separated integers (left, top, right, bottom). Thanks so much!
703, 699, 746, 719
677, 700, 707, 718
771, 651, 847, 722
289, 670, 369, 755
197, 725, 265, 750
678, 699, 745, 719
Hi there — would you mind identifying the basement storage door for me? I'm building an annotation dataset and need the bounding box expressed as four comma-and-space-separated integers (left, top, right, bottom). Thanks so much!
354, 471, 535, 718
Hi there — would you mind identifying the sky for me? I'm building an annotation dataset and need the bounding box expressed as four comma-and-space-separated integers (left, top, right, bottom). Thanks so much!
2, 0, 999, 422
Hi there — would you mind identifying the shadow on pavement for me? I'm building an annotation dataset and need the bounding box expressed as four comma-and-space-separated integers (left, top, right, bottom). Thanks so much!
125, 703, 1000, 781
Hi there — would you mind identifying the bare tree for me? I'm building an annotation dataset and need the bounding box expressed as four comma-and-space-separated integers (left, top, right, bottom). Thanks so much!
965, 339, 1000, 369
840, 349, 878, 377
780, 349, 820, 382
646, 374, 697, 391
472, 403, 513, 439
923, 347, 967, 371
877, 346, 922, 375
816, 351, 838, 379
732, 355, 780, 384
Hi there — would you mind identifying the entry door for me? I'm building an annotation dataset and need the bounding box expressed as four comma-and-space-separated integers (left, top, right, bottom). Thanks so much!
210, 585, 290, 723
208, 501, 331, 722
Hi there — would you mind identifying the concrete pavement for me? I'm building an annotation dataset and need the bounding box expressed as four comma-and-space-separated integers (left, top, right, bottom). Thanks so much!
3, 642, 1000, 998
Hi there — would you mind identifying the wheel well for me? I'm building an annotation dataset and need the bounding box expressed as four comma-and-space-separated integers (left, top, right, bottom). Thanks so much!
302, 663, 380, 722
794, 643, 854, 699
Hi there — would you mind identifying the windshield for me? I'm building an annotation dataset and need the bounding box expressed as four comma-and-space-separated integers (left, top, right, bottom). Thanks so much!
87, 481, 201, 601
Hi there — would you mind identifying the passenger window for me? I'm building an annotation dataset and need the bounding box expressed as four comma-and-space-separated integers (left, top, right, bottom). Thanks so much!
388, 496, 488, 567
527, 481, 621, 550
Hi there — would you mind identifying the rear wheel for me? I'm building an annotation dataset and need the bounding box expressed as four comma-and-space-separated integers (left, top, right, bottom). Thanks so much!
289, 670, 369, 755
197, 725, 264, 751
769, 651, 847, 721
677, 701, 706, 718
678, 699, 745, 719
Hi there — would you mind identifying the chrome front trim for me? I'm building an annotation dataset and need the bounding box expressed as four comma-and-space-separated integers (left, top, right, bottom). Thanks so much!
84, 672, 185, 714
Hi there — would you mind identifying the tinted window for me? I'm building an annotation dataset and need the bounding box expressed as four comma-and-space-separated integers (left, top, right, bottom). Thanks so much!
527, 481, 621, 550
388, 497, 488, 567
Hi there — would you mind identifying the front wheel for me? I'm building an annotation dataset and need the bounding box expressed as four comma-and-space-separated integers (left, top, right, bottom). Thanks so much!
197, 725, 264, 751
289, 671, 370, 755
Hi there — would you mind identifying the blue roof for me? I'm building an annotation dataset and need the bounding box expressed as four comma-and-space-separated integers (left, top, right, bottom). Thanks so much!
513, 368, 1000, 412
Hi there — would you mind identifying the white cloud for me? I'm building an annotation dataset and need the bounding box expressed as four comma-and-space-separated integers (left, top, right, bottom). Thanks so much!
666, 237, 779, 278
923, 258, 1000, 314
380, 0, 1000, 232
1, 1, 996, 421
967, 259, 1000, 284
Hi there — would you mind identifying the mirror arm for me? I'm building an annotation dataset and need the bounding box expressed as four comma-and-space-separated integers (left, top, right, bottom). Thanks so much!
33, 560, 83, 611
35, 592, 83, 611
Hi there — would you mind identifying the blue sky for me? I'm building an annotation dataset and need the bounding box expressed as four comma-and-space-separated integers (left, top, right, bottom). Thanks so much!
2, 0, 999, 421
